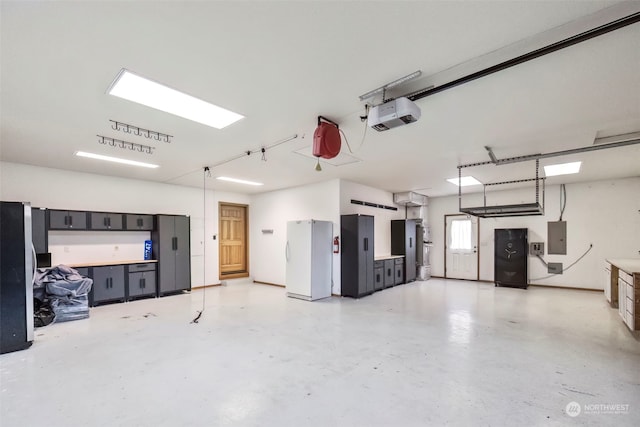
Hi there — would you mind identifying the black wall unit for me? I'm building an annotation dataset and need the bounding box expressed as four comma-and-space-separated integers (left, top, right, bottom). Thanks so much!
391, 219, 417, 282
49, 210, 87, 230
340, 214, 374, 298
494, 228, 528, 289
125, 214, 154, 231
0, 202, 33, 354
90, 212, 123, 230
153, 215, 191, 296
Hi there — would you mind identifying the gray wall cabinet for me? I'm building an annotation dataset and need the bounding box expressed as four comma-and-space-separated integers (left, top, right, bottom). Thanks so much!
125, 214, 154, 231
153, 215, 191, 296
49, 210, 87, 230
340, 214, 374, 298
90, 212, 123, 230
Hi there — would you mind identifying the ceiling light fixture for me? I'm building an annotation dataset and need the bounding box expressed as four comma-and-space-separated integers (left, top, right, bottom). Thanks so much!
107, 69, 244, 129
543, 161, 581, 177
216, 176, 263, 186
447, 176, 481, 186
75, 151, 159, 168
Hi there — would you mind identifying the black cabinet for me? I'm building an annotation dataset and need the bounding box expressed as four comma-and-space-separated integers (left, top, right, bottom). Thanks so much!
0, 202, 33, 354
494, 228, 528, 289
90, 212, 123, 230
340, 214, 374, 298
128, 263, 156, 299
49, 210, 87, 230
394, 258, 404, 285
125, 214, 154, 231
374, 261, 384, 291
31, 207, 48, 254
391, 219, 417, 283
153, 215, 191, 296
90, 265, 126, 305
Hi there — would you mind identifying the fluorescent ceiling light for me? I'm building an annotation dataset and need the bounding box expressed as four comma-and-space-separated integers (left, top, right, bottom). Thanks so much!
543, 161, 581, 177
107, 69, 244, 129
216, 176, 263, 186
75, 151, 159, 169
447, 176, 482, 186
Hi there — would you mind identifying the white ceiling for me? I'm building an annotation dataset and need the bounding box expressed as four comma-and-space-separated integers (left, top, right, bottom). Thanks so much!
1, 1, 639, 198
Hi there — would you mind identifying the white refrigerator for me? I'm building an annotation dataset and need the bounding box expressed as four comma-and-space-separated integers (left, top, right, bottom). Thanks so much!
286, 219, 333, 301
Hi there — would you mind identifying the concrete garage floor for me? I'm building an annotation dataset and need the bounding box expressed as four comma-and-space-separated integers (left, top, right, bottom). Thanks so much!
1, 279, 639, 426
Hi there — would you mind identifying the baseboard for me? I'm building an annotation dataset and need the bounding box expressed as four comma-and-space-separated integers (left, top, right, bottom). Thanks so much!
220, 272, 250, 280
253, 280, 285, 288
191, 283, 222, 290
528, 284, 603, 292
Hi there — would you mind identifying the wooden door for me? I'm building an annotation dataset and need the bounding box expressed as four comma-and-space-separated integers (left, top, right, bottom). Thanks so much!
219, 203, 248, 278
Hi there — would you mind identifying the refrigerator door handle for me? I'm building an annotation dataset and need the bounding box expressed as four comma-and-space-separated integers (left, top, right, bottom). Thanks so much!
285, 241, 290, 261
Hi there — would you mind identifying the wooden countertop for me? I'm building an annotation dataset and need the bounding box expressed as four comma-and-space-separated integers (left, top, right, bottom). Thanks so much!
375, 255, 405, 261
66, 259, 157, 268
606, 259, 640, 275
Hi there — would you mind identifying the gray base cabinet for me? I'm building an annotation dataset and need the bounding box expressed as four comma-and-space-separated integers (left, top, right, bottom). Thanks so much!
374, 261, 384, 291
91, 265, 125, 305
127, 263, 156, 298
384, 259, 394, 288
153, 215, 191, 296
394, 258, 404, 285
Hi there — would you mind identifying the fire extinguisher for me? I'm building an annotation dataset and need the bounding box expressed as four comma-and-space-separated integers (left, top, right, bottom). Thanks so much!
333, 236, 340, 253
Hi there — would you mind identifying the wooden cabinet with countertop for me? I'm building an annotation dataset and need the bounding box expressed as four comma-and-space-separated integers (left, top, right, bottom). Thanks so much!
605, 259, 640, 331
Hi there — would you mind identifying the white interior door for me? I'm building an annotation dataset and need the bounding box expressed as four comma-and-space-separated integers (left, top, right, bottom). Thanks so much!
445, 215, 479, 280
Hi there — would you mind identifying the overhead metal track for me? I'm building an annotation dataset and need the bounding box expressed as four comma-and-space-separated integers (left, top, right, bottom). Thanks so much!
404, 10, 640, 102
464, 135, 640, 168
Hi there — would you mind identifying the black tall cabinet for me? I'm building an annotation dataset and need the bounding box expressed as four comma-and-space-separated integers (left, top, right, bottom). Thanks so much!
391, 219, 417, 283
494, 228, 528, 289
341, 214, 374, 298
0, 202, 34, 354
153, 215, 191, 296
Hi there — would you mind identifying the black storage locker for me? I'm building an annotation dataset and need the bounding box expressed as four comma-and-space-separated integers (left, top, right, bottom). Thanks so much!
494, 228, 528, 289
391, 219, 417, 282
340, 214, 374, 298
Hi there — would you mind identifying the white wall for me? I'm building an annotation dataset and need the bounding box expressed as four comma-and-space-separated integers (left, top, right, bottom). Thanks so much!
339, 179, 405, 256
249, 179, 341, 292
0, 161, 250, 287
428, 177, 640, 289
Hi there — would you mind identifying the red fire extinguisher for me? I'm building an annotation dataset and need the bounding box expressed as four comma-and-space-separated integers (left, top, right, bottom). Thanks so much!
333, 236, 340, 253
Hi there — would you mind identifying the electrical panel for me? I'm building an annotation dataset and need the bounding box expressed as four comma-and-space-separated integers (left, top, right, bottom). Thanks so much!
548, 221, 567, 255
530, 242, 544, 255
548, 262, 563, 274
